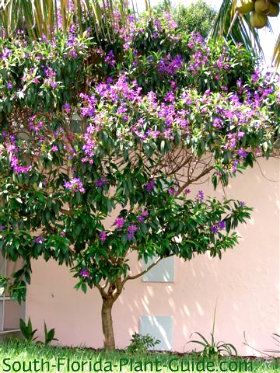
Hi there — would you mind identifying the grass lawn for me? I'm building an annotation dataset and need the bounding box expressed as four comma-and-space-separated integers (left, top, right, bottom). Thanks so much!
0, 339, 278, 373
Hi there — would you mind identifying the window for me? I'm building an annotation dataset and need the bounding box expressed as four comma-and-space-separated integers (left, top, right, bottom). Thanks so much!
0, 254, 25, 335
139, 315, 173, 351
142, 256, 175, 283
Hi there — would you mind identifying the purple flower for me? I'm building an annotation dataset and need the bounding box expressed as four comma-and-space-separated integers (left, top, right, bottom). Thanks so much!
63, 103, 71, 113
137, 210, 149, 223
184, 188, 191, 195
0, 225, 6, 231
64, 178, 85, 193
114, 217, 125, 229
50, 81, 58, 89
99, 231, 107, 242
51, 145, 58, 152
6, 82, 13, 90
211, 220, 226, 234
213, 118, 223, 129
158, 54, 183, 76
1, 48, 11, 59
218, 220, 226, 230
95, 177, 107, 188
141, 210, 149, 218
210, 225, 219, 234
34, 236, 44, 244
232, 160, 239, 173
237, 148, 248, 159
168, 187, 176, 196
105, 50, 116, 67
44, 67, 56, 78
145, 179, 155, 192
196, 190, 204, 202
137, 216, 145, 223
127, 225, 138, 240
239, 201, 245, 207
9, 155, 32, 174
164, 91, 175, 103
80, 268, 90, 278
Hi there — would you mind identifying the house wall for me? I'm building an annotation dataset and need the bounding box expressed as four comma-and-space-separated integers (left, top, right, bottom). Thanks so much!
26, 158, 280, 355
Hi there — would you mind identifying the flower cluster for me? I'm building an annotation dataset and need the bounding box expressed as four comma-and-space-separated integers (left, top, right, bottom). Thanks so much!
64, 178, 85, 193
114, 217, 125, 229
210, 220, 226, 234
158, 54, 183, 76
127, 224, 138, 240
4, 136, 32, 174
137, 210, 149, 223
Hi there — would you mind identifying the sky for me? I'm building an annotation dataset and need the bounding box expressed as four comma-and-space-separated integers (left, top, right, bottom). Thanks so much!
136, 0, 280, 67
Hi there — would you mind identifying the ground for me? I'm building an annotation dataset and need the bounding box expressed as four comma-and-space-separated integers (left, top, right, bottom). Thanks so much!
0, 339, 279, 372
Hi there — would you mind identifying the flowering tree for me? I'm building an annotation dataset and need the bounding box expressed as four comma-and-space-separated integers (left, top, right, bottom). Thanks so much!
0, 14, 279, 350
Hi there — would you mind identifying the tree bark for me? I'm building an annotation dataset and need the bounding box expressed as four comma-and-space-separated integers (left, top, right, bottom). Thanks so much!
101, 298, 115, 350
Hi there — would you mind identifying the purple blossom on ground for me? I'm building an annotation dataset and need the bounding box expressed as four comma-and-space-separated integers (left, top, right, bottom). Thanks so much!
64, 178, 85, 193
114, 217, 125, 229
184, 188, 191, 195
80, 268, 90, 278
99, 231, 107, 242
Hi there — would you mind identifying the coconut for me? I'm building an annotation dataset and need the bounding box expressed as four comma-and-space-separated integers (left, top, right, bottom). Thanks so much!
267, 1, 280, 15
250, 11, 268, 27
254, 0, 270, 13
236, 0, 255, 14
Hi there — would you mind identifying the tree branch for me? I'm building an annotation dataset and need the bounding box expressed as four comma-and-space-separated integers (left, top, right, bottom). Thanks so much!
123, 256, 172, 285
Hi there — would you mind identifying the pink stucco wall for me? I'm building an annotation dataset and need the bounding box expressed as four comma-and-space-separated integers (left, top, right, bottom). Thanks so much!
26, 158, 280, 355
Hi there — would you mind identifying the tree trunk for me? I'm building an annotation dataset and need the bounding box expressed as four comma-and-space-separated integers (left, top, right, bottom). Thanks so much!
101, 298, 115, 350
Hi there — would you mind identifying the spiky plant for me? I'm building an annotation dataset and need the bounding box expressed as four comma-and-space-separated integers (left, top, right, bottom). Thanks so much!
0, 0, 150, 40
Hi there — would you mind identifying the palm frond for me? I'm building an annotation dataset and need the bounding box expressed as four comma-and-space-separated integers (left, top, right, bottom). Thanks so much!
0, 0, 146, 40
211, 0, 263, 58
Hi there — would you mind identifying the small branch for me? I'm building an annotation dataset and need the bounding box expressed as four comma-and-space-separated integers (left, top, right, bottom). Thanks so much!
123, 256, 170, 285
176, 166, 214, 195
